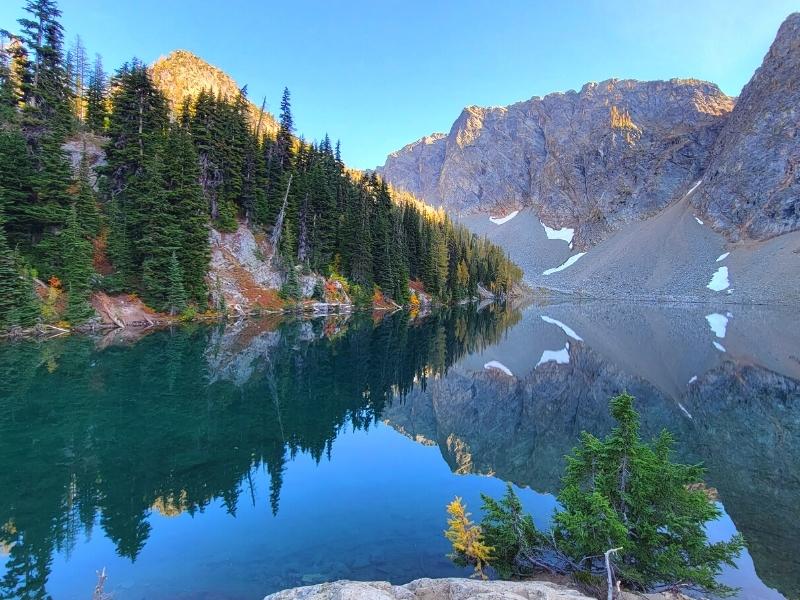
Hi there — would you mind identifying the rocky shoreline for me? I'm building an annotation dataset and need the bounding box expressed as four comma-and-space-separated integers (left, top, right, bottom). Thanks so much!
262, 578, 691, 600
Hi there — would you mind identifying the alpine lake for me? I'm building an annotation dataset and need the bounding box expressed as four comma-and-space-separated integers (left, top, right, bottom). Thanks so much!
1, 300, 797, 600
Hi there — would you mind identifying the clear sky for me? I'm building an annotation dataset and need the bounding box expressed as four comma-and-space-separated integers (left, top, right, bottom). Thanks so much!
1, 0, 796, 169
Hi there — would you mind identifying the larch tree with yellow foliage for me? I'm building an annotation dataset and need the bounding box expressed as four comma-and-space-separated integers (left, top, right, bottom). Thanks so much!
445, 497, 493, 579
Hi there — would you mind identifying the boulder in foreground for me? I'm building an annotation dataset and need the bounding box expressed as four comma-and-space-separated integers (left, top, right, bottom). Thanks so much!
263, 578, 592, 600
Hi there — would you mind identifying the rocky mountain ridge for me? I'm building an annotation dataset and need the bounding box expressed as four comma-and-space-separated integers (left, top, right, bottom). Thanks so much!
379, 77, 734, 248
377, 13, 800, 303
379, 13, 799, 250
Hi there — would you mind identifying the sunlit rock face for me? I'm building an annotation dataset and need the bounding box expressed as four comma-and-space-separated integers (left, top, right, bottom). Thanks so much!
380, 14, 800, 248
150, 49, 278, 137
694, 13, 800, 241
379, 78, 734, 248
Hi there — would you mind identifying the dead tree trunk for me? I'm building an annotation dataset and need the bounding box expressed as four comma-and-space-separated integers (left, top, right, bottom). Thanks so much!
269, 173, 292, 265
604, 547, 622, 600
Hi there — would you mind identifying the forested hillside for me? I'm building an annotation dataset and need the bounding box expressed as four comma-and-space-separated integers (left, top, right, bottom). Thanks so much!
0, 0, 521, 331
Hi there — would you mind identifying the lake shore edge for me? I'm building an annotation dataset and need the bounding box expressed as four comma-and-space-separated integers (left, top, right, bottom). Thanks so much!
261, 577, 693, 600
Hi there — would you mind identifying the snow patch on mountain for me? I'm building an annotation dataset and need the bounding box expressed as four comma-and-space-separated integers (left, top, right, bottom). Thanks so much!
489, 211, 519, 225
542, 253, 586, 276
707, 266, 730, 292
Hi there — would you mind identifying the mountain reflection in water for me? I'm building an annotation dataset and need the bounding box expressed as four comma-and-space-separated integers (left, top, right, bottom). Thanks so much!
0, 301, 796, 600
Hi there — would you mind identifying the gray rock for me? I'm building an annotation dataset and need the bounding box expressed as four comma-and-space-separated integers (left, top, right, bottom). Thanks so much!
263, 578, 593, 600
62, 133, 106, 188
378, 79, 733, 248
300, 274, 325, 298
694, 12, 800, 241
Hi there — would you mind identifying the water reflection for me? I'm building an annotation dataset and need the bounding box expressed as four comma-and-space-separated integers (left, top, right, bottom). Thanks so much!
0, 306, 515, 599
0, 301, 797, 599
384, 301, 800, 599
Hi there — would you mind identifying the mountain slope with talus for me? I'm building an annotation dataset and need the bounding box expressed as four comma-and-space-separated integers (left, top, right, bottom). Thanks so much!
378, 13, 800, 304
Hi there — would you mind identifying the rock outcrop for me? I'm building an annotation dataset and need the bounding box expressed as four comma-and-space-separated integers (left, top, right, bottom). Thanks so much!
379, 79, 734, 248
380, 13, 800, 250
150, 49, 278, 137
263, 578, 592, 600
379, 13, 800, 301
694, 12, 800, 240
208, 223, 284, 313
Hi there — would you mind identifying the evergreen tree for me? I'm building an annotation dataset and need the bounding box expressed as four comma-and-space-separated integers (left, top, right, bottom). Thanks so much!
165, 251, 187, 316
553, 393, 744, 594
0, 39, 18, 123
280, 263, 301, 302
60, 204, 94, 324
85, 53, 107, 133
74, 150, 100, 236
160, 122, 209, 304
461, 394, 745, 596
67, 34, 87, 121
0, 212, 39, 329
138, 152, 181, 310
103, 59, 168, 281
16, 0, 73, 135
276, 86, 293, 168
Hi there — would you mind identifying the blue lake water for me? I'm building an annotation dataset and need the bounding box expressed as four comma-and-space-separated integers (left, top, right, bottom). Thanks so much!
1, 303, 797, 600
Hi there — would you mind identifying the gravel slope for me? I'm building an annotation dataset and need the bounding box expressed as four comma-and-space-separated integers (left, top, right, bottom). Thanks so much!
460, 194, 800, 305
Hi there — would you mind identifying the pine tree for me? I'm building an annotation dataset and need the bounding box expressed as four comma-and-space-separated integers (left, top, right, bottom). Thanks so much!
74, 150, 100, 236
165, 251, 187, 316
160, 123, 209, 304
16, 0, 73, 136
85, 53, 107, 133
0, 212, 39, 329
60, 204, 95, 324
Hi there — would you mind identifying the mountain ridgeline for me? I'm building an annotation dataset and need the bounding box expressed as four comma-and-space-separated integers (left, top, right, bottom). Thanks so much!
0, 1, 521, 330
379, 13, 800, 251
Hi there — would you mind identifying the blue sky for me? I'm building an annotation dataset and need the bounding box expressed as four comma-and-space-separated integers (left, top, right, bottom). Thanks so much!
1, 1, 796, 169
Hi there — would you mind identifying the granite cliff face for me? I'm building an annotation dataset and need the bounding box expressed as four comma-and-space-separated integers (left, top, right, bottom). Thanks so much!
379, 13, 800, 248
380, 78, 733, 247
694, 13, 800, 240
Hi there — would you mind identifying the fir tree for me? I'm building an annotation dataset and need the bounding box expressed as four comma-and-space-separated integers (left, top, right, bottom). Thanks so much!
60, 204, 94, 324
165, 251, 187, 316
160, 123, 209, 304
85, 53, 107, 133
280, 263, 301, 302
67, 34, 87, 121
74, 149, 100, 236
103, 59, 168, 280
138, 152, 181, 310
0, 212, 39, 329
553, 393, 744, 594
16, 0, 73, 136
460, 394, 745, 596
